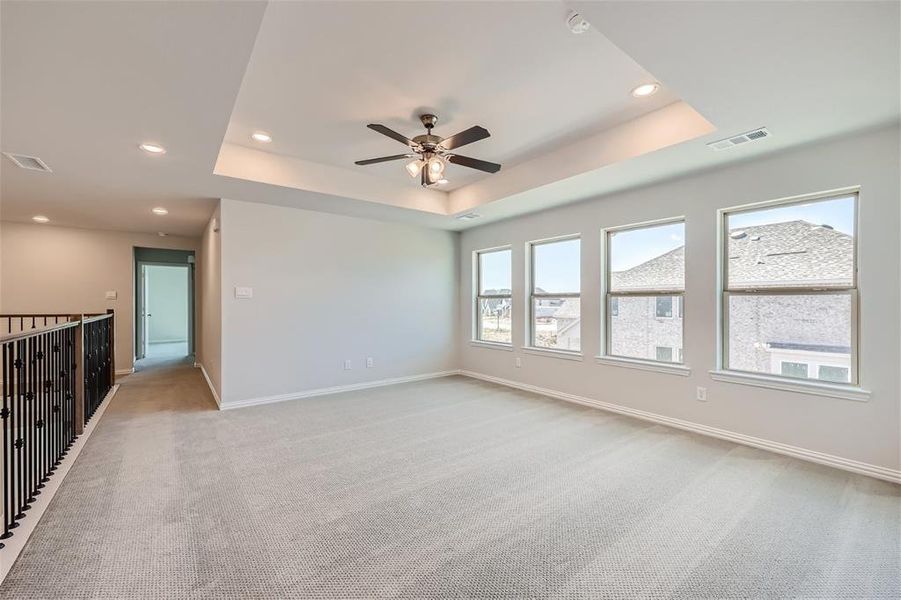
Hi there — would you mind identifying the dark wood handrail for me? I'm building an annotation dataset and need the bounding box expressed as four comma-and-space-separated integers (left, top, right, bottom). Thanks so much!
81, 313, 114, 324
0, 319, 80, 344
0, 313, 73, 318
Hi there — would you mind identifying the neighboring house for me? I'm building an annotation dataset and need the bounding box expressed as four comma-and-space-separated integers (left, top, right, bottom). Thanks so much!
553, 221, 853, 381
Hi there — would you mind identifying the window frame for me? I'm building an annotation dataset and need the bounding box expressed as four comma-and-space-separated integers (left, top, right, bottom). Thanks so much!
527, 234, 581, 353
601, 216, 686, 365
474, 245, 513, 346
717, 188, 860, 386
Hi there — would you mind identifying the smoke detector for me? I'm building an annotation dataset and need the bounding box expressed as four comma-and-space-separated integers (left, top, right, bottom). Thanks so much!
3, 152, 52, 172
566, 11, 590, 34
707, 127, 771, 151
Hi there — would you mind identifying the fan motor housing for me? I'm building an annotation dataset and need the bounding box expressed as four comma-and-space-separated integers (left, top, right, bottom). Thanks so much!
412, 134, 443, 150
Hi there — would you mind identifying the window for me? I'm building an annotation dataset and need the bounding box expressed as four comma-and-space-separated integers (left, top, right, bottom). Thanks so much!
781, 361, 809, 379
529, 236, 580, 352
604, 219, 685, 363
721, 192, 857, 384
655, 297, 673, 318
819, 365, 850, 383
476, 247, 512, 344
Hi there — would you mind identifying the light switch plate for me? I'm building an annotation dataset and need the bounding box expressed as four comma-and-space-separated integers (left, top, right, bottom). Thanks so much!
105, 290, 117, 300
235, 286, 253, 299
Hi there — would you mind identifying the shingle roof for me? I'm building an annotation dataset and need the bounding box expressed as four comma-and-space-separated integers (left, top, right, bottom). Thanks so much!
610, 246, 684, 292
611, 220, 853, 291
553, 298, 580, 319
725, 221, 852, 288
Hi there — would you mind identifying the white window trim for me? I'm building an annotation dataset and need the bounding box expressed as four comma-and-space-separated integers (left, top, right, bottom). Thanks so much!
600, 216, 687, 367
469, 340, 513, 351
523, 346, 583, 361
715, 187, 861, 392
709, 369, 871, 402
596, 355, 691, 376
474, 245, 512, 345
527, 234, 581, 353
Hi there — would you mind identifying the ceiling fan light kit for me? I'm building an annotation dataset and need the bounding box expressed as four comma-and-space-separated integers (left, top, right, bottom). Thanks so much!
355, 113, 501, 187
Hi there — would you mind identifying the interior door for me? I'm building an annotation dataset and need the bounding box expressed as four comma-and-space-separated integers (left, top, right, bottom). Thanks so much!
136, 263, 148, 360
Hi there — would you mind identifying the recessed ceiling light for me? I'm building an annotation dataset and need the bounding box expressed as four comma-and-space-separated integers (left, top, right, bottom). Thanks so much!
151, 207, 169, 215
436, 178, 449, 185
32, 215, 50, 223
158, 232, 168, 237
251, 131, 272, 143
139, 142, 166, 155
631, 82, 660, 98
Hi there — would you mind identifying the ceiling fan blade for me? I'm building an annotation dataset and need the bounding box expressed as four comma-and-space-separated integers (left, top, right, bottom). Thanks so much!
354, 154, 414, 166
439, 126, 490, 150
367, 124, 416, 148
447, 154, 502, 173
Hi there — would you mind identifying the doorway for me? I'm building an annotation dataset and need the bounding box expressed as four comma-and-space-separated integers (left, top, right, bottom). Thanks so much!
139, 264, 190, 359
134, 247, 195, 365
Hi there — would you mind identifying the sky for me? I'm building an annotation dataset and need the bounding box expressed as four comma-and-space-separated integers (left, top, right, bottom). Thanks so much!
610, 222, 684, 272
479, 195, 855, 290
728, 195, 854, 235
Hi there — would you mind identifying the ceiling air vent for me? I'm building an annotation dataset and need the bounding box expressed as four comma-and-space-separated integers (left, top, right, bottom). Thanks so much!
707, 128, 770, 151
3, 152, 52, 173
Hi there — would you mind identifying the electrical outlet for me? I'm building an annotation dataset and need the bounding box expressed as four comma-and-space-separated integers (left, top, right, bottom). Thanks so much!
515, 357, 522, 368
696, 386, 707, 402
343, 359, 352, 370
366, 357, 374, 368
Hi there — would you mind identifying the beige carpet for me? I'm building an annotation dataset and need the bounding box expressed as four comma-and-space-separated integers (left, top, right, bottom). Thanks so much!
1, 359, 898, 599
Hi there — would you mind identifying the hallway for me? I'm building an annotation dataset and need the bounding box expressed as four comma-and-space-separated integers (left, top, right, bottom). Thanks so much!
1, 362, 899, 599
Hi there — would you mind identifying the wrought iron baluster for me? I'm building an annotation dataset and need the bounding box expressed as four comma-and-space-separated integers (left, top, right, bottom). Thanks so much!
1, 344, 9, 547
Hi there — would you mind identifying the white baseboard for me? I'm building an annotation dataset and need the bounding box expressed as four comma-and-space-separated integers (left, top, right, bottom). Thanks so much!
460, 370, 901, 485
0, 384, 119, 583
194, 362, 221, 408
219, 370, 460, 411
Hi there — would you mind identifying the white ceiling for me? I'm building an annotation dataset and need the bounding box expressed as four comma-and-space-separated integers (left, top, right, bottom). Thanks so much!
1, 1, 898, 236
224, 1, 678, 191
0, 0, 266, 236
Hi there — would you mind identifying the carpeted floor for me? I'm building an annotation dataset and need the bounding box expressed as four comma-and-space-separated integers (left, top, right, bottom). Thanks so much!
1, 360, 898, 599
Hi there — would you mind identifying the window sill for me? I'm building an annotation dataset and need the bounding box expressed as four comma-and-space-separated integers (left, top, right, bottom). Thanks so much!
708, 370, 871, 402
595, 355, 691, 376
469, 340, 513, 351
522, 347, 583, 361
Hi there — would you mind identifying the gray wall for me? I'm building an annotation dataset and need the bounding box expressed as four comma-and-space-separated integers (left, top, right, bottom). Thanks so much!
197, 206, 222, 401
458, 125, 900, 472
218, 199, 459, 405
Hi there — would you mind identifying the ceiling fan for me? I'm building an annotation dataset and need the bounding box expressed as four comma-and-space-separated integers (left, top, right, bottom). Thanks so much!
354, 114, 501, 187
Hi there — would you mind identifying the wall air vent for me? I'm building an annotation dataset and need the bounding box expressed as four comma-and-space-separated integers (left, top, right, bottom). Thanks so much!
707, 128, 770, 151
2, 152, 52, 172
